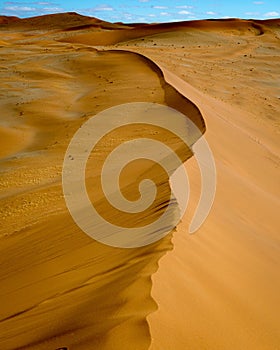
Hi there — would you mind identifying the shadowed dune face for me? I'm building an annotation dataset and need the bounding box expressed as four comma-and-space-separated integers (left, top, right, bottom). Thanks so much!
0, 16, 20, 25
0, 13, 110, 30
0, 13, 279, 350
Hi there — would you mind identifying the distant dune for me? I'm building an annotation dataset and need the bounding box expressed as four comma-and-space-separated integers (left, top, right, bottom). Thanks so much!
0, 12, 279, 350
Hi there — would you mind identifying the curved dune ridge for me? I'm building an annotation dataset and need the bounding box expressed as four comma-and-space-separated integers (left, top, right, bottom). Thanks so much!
0, 12, 279, 350
0, 15, 205, 350
58, 18, 270, 46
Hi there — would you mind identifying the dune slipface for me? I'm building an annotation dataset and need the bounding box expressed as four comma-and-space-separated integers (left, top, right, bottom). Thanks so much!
1, 13, 279, 350
0, 13, 205, 350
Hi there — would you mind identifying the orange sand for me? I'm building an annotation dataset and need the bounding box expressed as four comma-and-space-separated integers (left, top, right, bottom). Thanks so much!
0, 13, 279, 350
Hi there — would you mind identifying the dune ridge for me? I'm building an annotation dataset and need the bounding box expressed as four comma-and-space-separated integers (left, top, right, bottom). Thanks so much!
0, 17, 205, 349
58, 18, 274, 46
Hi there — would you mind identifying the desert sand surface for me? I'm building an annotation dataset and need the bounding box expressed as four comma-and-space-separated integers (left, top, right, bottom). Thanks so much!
0, 13, 279, 350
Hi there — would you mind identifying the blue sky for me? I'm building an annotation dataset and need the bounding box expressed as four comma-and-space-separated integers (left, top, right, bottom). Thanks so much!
0, 0, 279, 22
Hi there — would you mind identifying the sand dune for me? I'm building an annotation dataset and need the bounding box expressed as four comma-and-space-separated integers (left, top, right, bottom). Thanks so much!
0, 15, 204, 349
149, 68, 280, 350
0, 12, 123, 30
0, 13, 279, 350
57, 17, 273, 46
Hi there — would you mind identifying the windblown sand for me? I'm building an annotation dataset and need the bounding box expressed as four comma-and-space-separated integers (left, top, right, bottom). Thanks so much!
0, 13, 279, 350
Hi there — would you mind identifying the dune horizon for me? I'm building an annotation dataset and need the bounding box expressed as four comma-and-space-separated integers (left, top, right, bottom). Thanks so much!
0, 12, 279, 350
1, 10, 280, 23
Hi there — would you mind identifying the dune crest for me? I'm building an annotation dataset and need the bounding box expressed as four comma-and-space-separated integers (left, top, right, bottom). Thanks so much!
0, 16, 205, 349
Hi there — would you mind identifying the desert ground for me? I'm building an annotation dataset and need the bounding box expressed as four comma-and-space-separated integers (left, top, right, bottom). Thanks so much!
0, 13, 279, 350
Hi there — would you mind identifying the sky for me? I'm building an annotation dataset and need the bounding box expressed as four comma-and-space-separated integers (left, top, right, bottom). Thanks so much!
0, 0, 279, 23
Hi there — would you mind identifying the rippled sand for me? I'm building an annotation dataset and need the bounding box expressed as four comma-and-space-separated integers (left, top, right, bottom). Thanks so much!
0, 13, 279, 350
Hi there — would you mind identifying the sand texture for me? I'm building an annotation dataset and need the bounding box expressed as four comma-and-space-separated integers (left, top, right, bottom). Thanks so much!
0, 13, 279, 350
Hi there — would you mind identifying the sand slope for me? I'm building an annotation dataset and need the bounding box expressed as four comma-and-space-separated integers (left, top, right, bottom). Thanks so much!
0, 13, 279, 350
148, 69, 280, 350
0, 15, 204, 349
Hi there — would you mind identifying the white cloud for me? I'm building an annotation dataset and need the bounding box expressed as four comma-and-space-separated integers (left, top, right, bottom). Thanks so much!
245, 11, 259, 15
4, 6, 36, 11
2, 1, 65, 17
264, 11, 279, 17
3, 1, 56, 5
121, 13, 133, 20
178, 10, 192, 15
253, 1, 264, 4
176, 5, 193, 9
91, 4, 114, 12
152, 6, 168, 9
160, 12, 169, 16
42, 6, 62, 12
206, 11, 216, 15
169, 18, 184, 22
139, 0, 149, 2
